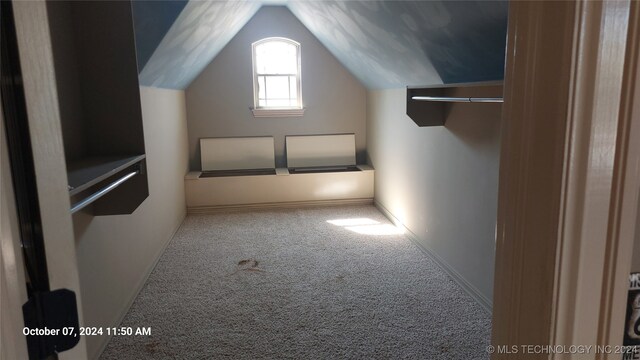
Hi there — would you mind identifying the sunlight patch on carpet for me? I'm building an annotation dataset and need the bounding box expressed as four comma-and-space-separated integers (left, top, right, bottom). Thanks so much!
327, 217, 404, 236
326, 218, 380, 226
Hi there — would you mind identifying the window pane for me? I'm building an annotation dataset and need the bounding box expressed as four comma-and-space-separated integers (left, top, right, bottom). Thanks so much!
289, 76, 297, 103
255, 41, 297, 74
266, 76, 289, 100
267, 99, 291, 107
257, 76, 265, 100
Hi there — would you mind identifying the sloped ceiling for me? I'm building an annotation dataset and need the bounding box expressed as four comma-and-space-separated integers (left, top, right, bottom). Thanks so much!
289, 1, 507, 88
133, 0, 508, 90
131, 0, 188, 72
137, 1, 262, 88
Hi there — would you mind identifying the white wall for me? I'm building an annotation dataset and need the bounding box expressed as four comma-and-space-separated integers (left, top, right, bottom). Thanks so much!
367, 88, 501, 308
186, 6, 367, 169
72, 87, 189, 358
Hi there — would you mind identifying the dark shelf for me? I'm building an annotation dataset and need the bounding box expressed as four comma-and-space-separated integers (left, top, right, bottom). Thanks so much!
67, 155, 145, 196
406, 82, 503, 127
48, 0, 148, 216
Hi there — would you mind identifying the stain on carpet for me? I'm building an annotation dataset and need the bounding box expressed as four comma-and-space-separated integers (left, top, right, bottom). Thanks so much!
232, 258, 265, 274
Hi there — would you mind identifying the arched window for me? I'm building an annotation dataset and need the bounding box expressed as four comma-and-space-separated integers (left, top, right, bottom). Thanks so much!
252, 37, 303, 116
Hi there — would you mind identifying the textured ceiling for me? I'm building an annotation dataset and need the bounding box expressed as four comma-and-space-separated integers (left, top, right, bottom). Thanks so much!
131, 0, 188, 72
137, 1, 261, 89
133, 1, 508, 90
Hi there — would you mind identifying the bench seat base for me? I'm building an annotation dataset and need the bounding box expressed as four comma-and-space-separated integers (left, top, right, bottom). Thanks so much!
185, 166, 374, 213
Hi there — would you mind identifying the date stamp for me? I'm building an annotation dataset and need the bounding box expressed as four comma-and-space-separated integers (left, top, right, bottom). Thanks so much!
23, 326, 151, 337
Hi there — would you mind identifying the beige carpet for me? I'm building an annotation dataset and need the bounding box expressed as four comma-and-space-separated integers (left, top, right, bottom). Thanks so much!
101, 205, 491, 359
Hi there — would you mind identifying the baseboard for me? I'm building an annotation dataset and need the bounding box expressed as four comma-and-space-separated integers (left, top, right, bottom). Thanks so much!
188, 198, 374, 214
91, 210, 187, 360
375, 201, 493, 314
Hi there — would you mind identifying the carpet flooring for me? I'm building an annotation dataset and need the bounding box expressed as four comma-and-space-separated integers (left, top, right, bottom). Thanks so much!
100, 205, 491, 359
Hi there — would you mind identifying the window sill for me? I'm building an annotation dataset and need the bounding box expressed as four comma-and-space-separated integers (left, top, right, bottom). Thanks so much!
251, 108, 305, 118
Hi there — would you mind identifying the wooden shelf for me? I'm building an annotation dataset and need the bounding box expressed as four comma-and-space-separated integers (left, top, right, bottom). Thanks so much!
406, 82, 503, 127
47, 0, 148, 216
67, 155, 145, 196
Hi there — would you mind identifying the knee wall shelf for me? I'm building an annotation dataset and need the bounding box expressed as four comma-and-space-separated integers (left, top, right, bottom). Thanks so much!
406, 81, 504, 127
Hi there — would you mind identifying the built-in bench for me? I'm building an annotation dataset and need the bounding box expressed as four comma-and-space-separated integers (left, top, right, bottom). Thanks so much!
185, 134, 374, 212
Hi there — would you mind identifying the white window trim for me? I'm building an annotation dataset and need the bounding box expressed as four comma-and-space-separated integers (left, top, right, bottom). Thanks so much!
251, 108, 305, 117
251, 37, 304, 117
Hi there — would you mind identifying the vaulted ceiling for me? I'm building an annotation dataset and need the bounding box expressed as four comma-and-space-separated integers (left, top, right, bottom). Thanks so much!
132, 0, 508, 90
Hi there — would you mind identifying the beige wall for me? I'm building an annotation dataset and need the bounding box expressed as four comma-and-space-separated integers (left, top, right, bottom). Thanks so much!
186, 6, 367, 169
73, 87, 189, 358
367, 88, 501, 309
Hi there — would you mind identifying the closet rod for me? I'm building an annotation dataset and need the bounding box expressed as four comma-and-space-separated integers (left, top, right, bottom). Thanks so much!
411, 96, 503, 103
70, 170, 138, 214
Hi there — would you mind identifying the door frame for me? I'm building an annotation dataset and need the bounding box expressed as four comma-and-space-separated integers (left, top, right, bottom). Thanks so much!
0, 75, 30, 360
8, 1, 88, 358
492, 0, 640, 357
